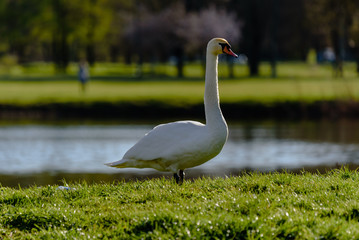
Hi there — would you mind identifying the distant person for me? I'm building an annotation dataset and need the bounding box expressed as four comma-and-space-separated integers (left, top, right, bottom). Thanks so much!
78, 60, 89, 92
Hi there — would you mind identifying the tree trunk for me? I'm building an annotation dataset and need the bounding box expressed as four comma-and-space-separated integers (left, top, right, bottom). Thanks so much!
247, 0, 261, 76
270, 0, 279, 78
52, 0, 69, 73
175, 46, 184, 78
86, 44, 95, 66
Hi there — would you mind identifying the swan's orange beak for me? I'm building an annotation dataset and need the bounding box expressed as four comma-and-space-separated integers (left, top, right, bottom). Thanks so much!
223, 45, 238, 58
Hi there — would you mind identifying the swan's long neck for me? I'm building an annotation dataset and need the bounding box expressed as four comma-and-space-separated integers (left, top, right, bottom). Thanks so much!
204, 51, 227, 129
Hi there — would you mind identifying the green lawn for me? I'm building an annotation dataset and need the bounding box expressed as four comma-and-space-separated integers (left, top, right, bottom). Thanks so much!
0, 78, 358, 105
1, 61, 357, 79
1, 169, 359, 239
0, 62, 358, 106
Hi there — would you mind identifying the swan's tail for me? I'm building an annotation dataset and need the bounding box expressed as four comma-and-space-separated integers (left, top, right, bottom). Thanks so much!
104, 160, 127, 168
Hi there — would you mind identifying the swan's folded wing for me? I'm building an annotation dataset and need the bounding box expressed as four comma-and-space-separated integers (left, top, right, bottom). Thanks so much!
123, 121, 206, 161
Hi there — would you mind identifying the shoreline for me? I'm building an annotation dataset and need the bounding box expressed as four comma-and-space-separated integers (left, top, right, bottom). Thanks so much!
1, 100, 359, 121
1, 163, 357, 188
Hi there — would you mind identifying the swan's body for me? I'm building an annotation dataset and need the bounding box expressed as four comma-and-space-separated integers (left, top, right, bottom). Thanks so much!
111, 120, 226, 172
106, 38, 238, 183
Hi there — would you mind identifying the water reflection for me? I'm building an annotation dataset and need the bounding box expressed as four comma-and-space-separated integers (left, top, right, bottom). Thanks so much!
0, 120, 359, 187
225, 120, 359, 171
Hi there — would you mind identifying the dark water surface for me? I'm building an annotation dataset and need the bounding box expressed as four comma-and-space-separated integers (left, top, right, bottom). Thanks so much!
1, 120, 359, 187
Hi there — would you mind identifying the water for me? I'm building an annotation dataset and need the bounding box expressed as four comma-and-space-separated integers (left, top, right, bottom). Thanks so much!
1, 120, 359, 187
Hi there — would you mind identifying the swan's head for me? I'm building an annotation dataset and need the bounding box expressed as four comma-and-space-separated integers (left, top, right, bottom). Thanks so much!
207, 38, 238, 58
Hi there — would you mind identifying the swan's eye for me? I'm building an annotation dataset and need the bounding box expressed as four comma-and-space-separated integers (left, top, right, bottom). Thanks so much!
219, 43, 226, 51
219, 43, 231, 53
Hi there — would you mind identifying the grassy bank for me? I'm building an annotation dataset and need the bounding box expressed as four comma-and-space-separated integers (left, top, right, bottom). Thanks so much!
0, 79, 359, 120
0, 62, 359, 120
1, 169, 359, 239
1, 78, 359, 104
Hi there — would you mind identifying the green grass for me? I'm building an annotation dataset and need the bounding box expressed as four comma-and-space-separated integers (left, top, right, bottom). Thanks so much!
0, 77, 358, 106
0, 62, 359, 106
1, 169, 359, 239
1, 61, 356, 79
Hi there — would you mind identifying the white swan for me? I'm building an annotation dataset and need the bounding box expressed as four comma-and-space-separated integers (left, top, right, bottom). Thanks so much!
106, 38, 238, 183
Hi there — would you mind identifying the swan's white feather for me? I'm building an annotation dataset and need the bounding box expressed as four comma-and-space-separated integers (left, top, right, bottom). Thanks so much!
106, 120, 226, 172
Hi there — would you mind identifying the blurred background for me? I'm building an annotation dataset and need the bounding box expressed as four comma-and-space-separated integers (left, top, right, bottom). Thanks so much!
1, 0, 359, 187
1, 0, 359, 76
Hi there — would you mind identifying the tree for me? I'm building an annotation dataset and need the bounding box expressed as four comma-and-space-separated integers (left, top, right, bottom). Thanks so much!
178, 5, 241, 77
229, 0, 313, 77
50, 0, 114, 71
50, 0, 85, 72
123, 3, 241, 78
179, 6, 240, 55
229, 0, 271, 76
0, 0, 50, 63
106, 0, 134, 63
349, 9, 359, 75
81, 0, 113, 66
305, 0, 358, 77
122, 3, 185, 77
123, 3, 186, 78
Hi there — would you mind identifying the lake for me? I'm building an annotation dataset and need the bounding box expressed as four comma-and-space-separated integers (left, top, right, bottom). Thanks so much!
1, 120, 359, 187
